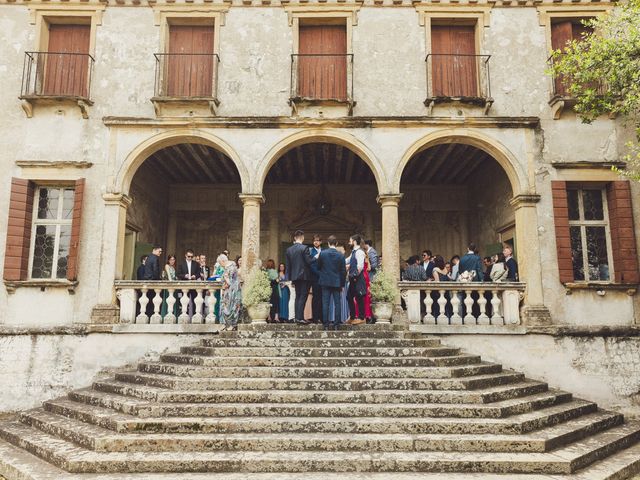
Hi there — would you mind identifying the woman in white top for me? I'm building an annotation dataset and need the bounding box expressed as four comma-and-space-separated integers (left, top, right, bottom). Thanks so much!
490, 253, 509, 282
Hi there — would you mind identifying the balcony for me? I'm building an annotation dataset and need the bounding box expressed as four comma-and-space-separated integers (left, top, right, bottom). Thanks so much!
20, 51, 95, 118
425, 54, 493, 115
290, 53, 355, 117
152, 53, 220, 116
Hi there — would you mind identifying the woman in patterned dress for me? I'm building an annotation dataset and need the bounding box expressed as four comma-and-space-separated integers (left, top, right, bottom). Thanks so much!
218, 254, 241, 331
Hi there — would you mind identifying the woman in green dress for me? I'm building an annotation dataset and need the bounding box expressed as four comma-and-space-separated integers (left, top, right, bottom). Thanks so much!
218, 254, 241, 331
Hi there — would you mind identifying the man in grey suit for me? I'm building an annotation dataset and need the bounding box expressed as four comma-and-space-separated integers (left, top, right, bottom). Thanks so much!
364, 240, 379, 280
285, 230, 315, 324
317, 235, 347, 330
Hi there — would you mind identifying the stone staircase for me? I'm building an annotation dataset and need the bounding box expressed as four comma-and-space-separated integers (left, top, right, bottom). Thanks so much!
1, 323, 640, 480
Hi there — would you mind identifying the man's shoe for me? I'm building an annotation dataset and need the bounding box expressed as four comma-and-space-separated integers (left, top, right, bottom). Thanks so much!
345, 319, 354, 325
351, 318, 366, 326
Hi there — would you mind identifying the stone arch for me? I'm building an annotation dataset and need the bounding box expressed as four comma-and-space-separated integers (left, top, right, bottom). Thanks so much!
256, 130, 387, 193
393, 130, 530, 196
115, 129, 250, 195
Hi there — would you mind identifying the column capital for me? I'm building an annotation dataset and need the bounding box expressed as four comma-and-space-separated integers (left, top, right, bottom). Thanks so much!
102, 192, 132, 208
377, 193, 404, 207
239, 193, 265, 206
509, 194, 541, 209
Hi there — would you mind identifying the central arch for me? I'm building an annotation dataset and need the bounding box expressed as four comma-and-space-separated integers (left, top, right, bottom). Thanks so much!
257, 130, 387, 193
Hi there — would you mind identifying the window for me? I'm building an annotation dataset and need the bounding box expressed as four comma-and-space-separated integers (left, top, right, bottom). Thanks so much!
165, 24, 215, 97
430, 24, 477, 97
29, 187, 75, 280
550, 19, 593, 97
42, 23, 91, 97
566, 188, 612, 282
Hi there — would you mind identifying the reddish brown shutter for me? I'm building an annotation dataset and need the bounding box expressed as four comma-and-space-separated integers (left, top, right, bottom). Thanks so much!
551, 181, 574, 283
298, 25, 347, 101
4, 179, 35, 281
607, 181, 640, 284
431, 25, 477, 97
44, 24, 90, 97
167, 25, 215, 97
66, 178, 85, 281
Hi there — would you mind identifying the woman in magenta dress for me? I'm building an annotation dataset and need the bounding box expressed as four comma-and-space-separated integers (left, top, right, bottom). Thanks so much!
355, 253, 373, 321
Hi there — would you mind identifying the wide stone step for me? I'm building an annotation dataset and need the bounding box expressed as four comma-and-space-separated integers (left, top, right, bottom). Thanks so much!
2, 419, 639, 474
41, 399, 597, 435
89, 378, 549, 405
160, 353, 483, 368
112, 370, 525, 391
180, 346, 462, 358
219, 329, 417, 339
68, 383, 558, 418
137, 361, 503, 379
237, 323, 405, 332
19, 408, 624, 454
200, 337, 442, 348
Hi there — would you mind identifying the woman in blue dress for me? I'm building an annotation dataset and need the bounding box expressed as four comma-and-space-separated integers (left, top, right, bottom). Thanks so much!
277, 263, 290, 322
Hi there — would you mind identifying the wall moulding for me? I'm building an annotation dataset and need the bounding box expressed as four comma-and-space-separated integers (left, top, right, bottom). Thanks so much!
0, 0, 620, 6
16, 160, 93, 169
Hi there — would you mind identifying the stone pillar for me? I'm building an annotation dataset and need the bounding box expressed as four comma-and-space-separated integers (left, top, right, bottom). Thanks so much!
268, 211, 280, 265
166, 211, 177, 256
240, 194, 265, 272
511, 194, 551, 325
378, 194, 403, 306
91, 192, 131, 324
364, 212, 374, 242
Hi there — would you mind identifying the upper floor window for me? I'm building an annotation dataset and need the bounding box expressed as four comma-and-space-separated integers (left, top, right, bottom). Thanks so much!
550, 18, 594, 97
430, 24, 477, 98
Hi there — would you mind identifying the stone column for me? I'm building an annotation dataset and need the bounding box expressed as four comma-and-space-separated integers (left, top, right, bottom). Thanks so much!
511, 194, 551, 325
268, 211, 280, 265
91, 192, 131, 324
378, 194, 403, 306
166, 211, 177, 256
239, 194, 265, 272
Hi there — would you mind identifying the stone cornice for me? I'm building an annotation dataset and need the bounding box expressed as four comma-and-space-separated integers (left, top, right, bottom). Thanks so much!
509, 194, 541, 208
103, 116, 540, 129
16, 160, 93, 169
551, 161, 626, 170
0, 0, 618, 7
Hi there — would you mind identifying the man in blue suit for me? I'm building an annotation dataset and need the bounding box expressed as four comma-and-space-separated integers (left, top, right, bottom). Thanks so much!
317, 235, 347, 330
458, 242, 484, 282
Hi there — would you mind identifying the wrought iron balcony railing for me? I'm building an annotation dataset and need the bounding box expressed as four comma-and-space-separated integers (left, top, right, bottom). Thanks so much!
425, 53, 491, 103
21, 51, 95, 100
290, 53, 354, 103
153, 53, 220, 99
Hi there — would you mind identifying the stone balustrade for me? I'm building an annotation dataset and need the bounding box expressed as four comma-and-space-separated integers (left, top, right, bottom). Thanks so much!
399, 282, 525, 326
115, 281, 223, 324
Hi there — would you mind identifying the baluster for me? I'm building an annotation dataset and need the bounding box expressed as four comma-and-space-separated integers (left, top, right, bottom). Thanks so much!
491, 290, 504, 324
205, 287, 218, 324
423, 289, 435, 324
450, 290, 462, 325
178, 290, 190, 324
463, 290, 475, 324
136, 288, 149, 324
164, 288, 177, 324
437, 290, 448, 324
192, 290, 205, 323
477, 290, 490, 325
150, 288, 163, 324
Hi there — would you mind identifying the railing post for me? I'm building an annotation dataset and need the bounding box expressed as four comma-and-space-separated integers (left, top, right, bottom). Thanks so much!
502, 289, 521, 325
401, 289, 421, 324
116, 287, 136, 324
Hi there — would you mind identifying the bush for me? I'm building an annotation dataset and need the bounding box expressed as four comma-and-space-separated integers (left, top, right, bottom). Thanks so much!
242, 268, 272, 307
370, 269, 398, 304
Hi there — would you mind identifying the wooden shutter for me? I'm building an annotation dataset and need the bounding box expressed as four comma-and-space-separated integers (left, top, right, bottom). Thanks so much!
44, 24, 90, 97
66, 178, 85, 281
167, 25, 215, 97
4, 179, 35, 281
606, 181, 640, 284
551, 181, 574, 283
298, 25, 347, 101
431, 25, 477, 97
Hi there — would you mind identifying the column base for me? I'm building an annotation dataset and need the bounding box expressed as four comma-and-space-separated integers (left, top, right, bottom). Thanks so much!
392, 305, 409, 326
90, 304, 120, 324
522, 305, 552, 326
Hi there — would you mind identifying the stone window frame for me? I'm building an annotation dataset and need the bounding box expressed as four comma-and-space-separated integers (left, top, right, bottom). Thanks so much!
22, 5, 105, 119
151, 6, 229, 115
285, 5, 361, 114
416, 6, 492, 114
537, 5, 612, 119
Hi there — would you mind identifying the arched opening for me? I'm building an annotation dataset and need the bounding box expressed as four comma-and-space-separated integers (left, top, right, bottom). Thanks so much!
123, 142, 242, 279
399, 142, 516, 267
261, 141, 381, 265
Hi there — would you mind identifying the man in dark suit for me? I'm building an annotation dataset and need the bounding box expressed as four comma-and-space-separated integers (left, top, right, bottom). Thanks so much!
422, 250, 435, 279
317, 235, 346, 330
177, 249, 201, 317
309, 234, 323, 323
136, 255, 148, 280
143, 246, 162, 280
285, 230, 314, 324
458, 242, 483, 282
503, 245, 519, 281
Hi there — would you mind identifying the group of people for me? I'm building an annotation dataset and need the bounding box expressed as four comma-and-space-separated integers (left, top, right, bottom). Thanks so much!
283, 231, 380, 330
401, 243, 518, 283
136, 246, 243, 330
